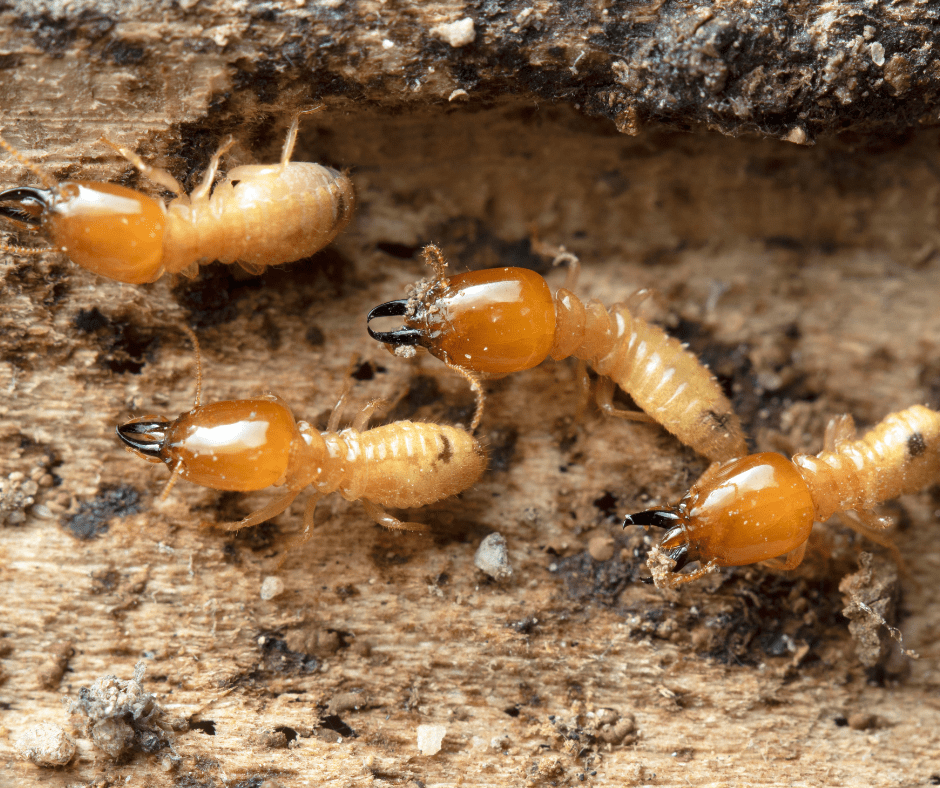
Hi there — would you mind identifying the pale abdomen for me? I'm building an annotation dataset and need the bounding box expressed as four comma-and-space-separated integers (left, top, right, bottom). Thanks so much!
164, 163, 354, 273
343, 422, 486, 509
591, 307, 747, 462
794, 405, 940, 520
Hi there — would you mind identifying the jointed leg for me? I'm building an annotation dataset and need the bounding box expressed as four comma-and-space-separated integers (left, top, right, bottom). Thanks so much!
98, 137, 185, 196
839, 509, 905, 569
624, 289, 655, 312
763, 540, 807, 571
823, 414, 856, 452
551, 247, 581, 291
595, 377, 655, 422
361, 499, 429, 532
352, 398, 387, 432
190, 136, 236, 202
274, 493, 325, 567
213, 489, 300, 532
327, 379, 353, 433
280, 106, 324, 165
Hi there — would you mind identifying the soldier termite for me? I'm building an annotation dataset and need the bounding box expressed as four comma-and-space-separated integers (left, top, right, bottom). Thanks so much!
623, 405, 940, 588
116, 328, 486, 548
0, 109, 354, 284
366, 243, 747, 462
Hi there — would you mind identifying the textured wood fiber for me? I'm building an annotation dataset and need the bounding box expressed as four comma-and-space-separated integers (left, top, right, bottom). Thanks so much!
3, 2, 940, 787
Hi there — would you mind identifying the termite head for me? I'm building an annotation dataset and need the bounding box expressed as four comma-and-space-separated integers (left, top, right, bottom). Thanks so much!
1, 181, 167, 284
623, 508, 694, 576
624, 453, 817, 583
118, 398, 299, 492
367, 264, 556, 375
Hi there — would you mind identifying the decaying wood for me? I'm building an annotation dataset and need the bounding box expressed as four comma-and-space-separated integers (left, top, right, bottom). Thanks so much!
3, 2, 940, 786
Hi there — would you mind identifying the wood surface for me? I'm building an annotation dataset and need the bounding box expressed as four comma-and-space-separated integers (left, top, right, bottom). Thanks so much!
2, 2, 940, 786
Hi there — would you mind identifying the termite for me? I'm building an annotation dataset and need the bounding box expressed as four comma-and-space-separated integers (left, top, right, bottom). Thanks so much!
366, 244, 747, 462
116, 328, 486, 546
623, 405, 940, 588
0, 109, 354, 284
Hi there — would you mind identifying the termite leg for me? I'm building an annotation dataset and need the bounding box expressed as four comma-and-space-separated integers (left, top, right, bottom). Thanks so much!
838, 509, 905, 570
361, 499, 429, 533
824, 413, 856, 451
215, 489, 301, 532
595, 377, 656, 423
279, 106, 324, 166
661, 559, 719, 587
625, 288, 655, 312
352, 398, 386, 432
98, 136, 186, 196
762, 540, 807, 571
327, 380, 353, 433
574, 360, 592, 422
189, 136, 236, 202
275, 493, 325, 568
550, 246, 581, 291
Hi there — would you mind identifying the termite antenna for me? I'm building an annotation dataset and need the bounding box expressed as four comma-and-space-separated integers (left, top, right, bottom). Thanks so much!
0, 240, 51, 255
159, 460, 184, 502
366, 300, 424, 346
0, 134, 58, 190
180, 324, 203, 408
280, 105, 326, 166
421, 243, 449, 283
444, 361, 484, 432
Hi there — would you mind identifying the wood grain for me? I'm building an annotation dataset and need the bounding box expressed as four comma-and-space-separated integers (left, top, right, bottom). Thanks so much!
3, 2, 940, 786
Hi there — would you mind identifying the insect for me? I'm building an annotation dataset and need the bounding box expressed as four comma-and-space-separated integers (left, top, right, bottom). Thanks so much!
623, 404, 940, 587
116, 328, 486, 547
0, 108, 354, 284
367, 244, 747, 462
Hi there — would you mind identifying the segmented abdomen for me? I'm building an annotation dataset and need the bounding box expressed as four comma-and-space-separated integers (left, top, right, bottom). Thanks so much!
339, 422, 485, 509
164, 163, 354, 273
550, 289, 747, 462
794, 405, 940, 521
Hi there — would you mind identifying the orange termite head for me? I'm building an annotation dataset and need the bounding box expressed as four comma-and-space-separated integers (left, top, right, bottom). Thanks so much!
117, 398, 299, 492
624, 453, 817, 581
366, 266, 556, 375
0, 181, 167, 284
